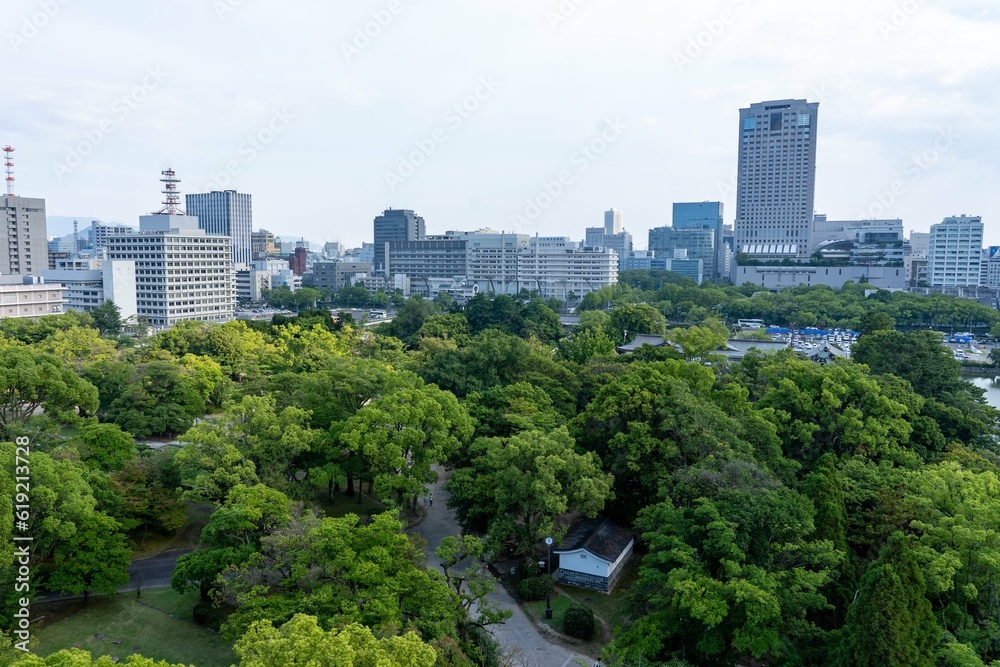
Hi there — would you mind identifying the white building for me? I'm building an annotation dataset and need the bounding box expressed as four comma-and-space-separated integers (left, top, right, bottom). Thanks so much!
734, 264, 906, 291
910, 231, 930, 259
2, 195, 48, 276
928, 215, 983, 287
235, 268, 271, 302
448, 229, 530, 295
105, 214, 234, 328
810, 218, 904, 250
42, 257, 138, 321
516, 237, 618, 300
554, 518, 634, 593
186, 191, 253, 267
0, 276, 63, 320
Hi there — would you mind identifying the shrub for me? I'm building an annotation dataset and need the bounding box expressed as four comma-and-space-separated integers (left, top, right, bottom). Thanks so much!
193, 602, 213, 626
563, 604, 595, 640
517, 576, 552, 601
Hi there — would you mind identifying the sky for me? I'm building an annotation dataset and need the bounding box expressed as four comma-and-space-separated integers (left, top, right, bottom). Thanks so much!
5, 0, 1000, 248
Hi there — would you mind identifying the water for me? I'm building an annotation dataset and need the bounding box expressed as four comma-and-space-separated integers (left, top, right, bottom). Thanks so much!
968, 377, 1000, 409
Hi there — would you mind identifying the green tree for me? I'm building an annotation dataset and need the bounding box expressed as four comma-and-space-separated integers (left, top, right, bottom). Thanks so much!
447, 428, 612, 555
75, 422, 135, 472
91, 300, 123, 335
858, 311, 896, 336
0, 347, 99, 438
10, 649, 193, 667
340, 381, 473, 507
235, 615, 437, 667
47, 512, 131, 601
838, 533, 940, 667
609, 304, 667, 343
106, 362, 206, 438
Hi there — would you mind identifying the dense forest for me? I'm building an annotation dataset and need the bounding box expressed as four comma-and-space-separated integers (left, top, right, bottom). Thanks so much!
3, 276, 1000, 667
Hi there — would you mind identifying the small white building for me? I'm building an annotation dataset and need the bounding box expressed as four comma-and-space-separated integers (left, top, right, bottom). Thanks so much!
554, 518, 634, 593
0, 276, 64, 320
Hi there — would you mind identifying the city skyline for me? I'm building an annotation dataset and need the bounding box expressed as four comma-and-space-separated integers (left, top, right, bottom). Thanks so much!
4, 1, 1000, 247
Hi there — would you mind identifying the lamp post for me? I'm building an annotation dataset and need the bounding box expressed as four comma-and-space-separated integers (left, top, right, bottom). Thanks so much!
544, 536, 554, 619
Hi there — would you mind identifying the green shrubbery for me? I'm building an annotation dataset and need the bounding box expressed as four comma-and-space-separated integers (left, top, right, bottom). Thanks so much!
517, 576, 552, 602
563, 604, 595, 640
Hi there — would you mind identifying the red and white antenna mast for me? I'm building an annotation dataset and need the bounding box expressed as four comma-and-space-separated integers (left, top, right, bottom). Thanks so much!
3, 146, 14, 197
155, 168, 185, 214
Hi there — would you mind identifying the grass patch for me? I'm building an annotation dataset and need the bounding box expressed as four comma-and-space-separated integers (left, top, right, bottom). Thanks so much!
130, 503, 213, 560
34, 594, 235, 667
313, 487, 384, 519
139, 588, 203, 620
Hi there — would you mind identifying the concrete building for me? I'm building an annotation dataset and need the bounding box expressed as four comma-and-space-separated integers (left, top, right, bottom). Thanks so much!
105, 214, 234, 328
251, 229, 279, 257
736, 99, 819, 258
449, 229, 530, 295
673, 202, 725, 278
386, 237, 468, 296
516, 237, 618, 301
2, 195, 48, 276
91, 221, 134, 250
0, 276, 63, 319
42, 257, 138, 321
289, 247, 308, 276
734, 264, 906, 291
910, 232, 930, 259
810, 218, 904, 250
604, 208, 623, 235
649, 226, 715, 277
186, 191, 252, 266
306, 262, 375, 293
585, 227, 633, 269
235, 268, 271, 303
928, 215, 983, 287
374, 209, 425, 273
981, 247, 1000, 288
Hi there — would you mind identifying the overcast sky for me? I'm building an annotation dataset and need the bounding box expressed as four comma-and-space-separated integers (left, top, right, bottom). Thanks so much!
5, 0, 1000, 248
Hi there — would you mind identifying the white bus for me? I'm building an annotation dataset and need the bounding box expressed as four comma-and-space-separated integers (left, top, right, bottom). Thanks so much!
737, 319, 765, 330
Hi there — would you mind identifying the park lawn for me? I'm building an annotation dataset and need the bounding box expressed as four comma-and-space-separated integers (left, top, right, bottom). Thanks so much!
33, 594, 235, 667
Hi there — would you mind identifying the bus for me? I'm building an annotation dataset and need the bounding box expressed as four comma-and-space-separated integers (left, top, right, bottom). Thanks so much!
737, 319, 765, 330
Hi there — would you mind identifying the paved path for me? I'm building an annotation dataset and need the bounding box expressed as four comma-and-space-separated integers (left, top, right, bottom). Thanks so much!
39, 548, 193, 603
415, 468, 588, 667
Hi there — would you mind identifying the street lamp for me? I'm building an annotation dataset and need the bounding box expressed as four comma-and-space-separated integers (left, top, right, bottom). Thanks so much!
544, 536, 554, 619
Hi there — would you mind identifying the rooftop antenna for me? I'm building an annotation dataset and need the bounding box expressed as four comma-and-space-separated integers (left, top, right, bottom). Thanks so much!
4, 145, 14, 197
73, 220, 79, 256
155, 168, 185, 215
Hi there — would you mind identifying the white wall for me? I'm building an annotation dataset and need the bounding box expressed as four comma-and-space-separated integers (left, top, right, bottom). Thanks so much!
556, 550, 609, 578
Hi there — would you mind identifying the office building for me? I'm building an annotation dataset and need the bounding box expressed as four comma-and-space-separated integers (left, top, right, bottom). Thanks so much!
928, 215, 983, 287
386, 237, 468, 295
91, 221, 135, 250
811, 218, 904, 249
235, 268, 271, 303
323, 241, 345, 259
736, 99, 819, 258
251, 229, 279, 257
374, 209, 425, 273
673, 202, 725, 278
186, 190, 253, 266
457, 229, 531, 295
306, 262, 375, 293
648, 226, 715, 276
734, 264, 906, 291
516, 237, 618, 301
604, 208, 623, 235
289, 247, 308, 276
42, 257, 138, 321
585, 226, 633, 269
2, 195, 48, 276
910, 232, 930, 259
0, 276, 63, 320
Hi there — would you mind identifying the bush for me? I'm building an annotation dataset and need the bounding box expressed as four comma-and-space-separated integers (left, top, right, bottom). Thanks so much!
517, 576, 552, 601
563, 604, 595, 640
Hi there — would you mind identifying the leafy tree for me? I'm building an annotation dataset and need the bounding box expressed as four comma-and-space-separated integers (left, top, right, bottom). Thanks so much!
38, 326, 118, 371
0, 347, 99, 438
235, 615, 437, 667
435, 535, 512, 638
91, 300, 123, 335
463, 382, 562, 442
340, 381, 473, 507
10, 649, 193, 667
106, 362, 205, 438
858, 311, 896, 336
111, 450, 187, 535
558, 328, 616, 364
447, 427, 612, 555
837, 533, 939, 667
75, 422, 135, 472
853, 330, 961, 400
609, 304, 667, 343
47, 512, 131, 601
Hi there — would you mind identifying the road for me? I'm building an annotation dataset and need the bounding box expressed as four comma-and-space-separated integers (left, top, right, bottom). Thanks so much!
415, 468, 589, 667
38, 548, 193, 603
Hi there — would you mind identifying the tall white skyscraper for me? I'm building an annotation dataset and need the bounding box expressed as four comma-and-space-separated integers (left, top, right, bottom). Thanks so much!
928, 215, 984, 287
186, 190, 253, 266
604, 208, 623, 235
736, 99, 819, 258
1, 146, 48, 275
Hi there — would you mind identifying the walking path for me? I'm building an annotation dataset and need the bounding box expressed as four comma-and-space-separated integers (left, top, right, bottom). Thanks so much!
415, 468, 588, 667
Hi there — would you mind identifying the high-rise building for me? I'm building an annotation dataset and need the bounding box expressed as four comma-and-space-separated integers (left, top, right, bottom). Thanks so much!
517, 237, 618, 301
91, 221, 135, 250
981, 247, 1000, 288
1, 198, 47, 275
909, 232, 930, 259
42, 257, 138, 321
648, 226, 715, 276
251, 229, 279, 257
604, 208, 623, 235
105, 171, 234, 327
374, 209, 426, 273
736, 99, 819, 258
673, 202, 725, 278
289, 247, 308, 276
186, 190, 253, 266
928, 215, 984, 287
